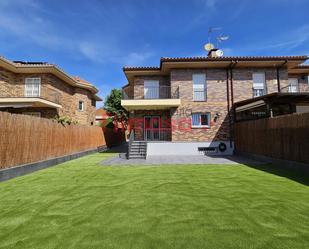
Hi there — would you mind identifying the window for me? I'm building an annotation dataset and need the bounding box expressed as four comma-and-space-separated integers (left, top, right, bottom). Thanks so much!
252, 73, 266, 97
192, 113, 210, 128
78, 101, 84, 111
25, 78, 41, 97
193, 74, 206, 101
288, 78, 298, 93
22, 112, 41, 117
91, 99, 96, 107
144, 80, 159, 99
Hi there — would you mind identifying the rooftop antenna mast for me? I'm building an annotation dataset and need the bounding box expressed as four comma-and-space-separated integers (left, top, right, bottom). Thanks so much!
204, 27, 229, 57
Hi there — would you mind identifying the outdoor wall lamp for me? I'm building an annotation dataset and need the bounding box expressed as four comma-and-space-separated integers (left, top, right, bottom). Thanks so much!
214, 112, 221, 122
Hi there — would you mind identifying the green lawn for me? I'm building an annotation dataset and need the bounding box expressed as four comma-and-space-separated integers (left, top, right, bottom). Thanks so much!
0, 153, 309, 249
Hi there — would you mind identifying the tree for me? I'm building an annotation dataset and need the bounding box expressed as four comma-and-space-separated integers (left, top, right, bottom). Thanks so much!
104, 88, 128, 128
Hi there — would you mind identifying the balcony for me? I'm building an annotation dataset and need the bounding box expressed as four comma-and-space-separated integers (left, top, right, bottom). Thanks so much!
121, 86, 181, 111
0, 88, 62, 109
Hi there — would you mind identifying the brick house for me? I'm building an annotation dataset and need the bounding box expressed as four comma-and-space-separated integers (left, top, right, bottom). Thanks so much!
0, 56, 101, 125
121, 55, 309, 158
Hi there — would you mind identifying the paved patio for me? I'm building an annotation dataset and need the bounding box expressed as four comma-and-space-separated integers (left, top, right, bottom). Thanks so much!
101, 154, 267, 166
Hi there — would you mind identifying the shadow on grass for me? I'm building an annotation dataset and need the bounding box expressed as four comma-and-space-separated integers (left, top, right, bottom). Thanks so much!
245, 163, 309, 186
206, 155, 309, 186
100, 143, 128, 156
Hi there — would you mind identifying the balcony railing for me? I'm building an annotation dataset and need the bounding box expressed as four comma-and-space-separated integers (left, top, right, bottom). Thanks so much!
122, 86, 179, 100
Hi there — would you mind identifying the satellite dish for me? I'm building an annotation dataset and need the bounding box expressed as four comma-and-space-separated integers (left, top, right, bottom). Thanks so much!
215, 49, 224, 57
204, 43, 215, 51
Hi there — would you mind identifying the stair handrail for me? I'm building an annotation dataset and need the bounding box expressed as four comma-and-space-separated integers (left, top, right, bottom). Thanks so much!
127, 129, 135, 159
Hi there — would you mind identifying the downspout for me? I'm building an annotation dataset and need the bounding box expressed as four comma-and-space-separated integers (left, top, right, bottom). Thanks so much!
226, 65, 231, 148
229, 60, 237, 150
229, 61, 237, 121
277, 60, 288, 92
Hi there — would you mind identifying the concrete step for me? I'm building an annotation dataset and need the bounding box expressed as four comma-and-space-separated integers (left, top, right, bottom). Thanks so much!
131, 148, 147, 152
129, 155, 146, 159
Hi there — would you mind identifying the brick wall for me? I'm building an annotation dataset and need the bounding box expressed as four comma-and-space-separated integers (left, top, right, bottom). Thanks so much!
233, 68, 289, 102
170, 69, 230, 142
0, 67, 96, 125
127, 67, 308, 143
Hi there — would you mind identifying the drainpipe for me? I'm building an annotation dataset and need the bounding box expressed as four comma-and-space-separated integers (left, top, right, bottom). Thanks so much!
277, 60, 288, 92
226, 66, 231, 148
227, 61, 237, 148
229, 61, 237, 120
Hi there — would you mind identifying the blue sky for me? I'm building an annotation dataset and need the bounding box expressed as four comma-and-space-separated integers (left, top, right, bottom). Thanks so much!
0, 0, 308, 106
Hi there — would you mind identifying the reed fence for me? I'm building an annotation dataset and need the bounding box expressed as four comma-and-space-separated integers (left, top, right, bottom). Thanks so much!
0, 112, 105, 169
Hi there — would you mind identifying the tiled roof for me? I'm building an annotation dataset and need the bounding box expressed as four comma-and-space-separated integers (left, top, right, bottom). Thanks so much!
123, 55, 308, 71
160, 55, 308, 62
123, 66, 160, 71
72, 76, 92, 86
0, 55, 99, 95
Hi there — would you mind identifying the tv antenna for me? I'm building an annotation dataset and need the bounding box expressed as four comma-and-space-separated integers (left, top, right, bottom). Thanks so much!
204, 27, 229, 57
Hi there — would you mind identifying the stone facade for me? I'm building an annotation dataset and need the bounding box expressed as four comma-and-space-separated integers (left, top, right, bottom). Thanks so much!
127, 66, 309, 143
0, 66, 96, 125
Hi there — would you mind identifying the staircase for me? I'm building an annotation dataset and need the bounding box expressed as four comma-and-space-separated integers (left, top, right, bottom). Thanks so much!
127, 129, 147, 159
128, 141, 147, 159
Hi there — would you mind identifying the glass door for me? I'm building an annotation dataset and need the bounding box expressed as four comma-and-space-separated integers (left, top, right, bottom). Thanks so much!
144, 116, 160, 141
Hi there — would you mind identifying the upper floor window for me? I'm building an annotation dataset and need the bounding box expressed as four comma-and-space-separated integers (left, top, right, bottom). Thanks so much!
78, 101, 84, 111
25, 78, 41, 97
252, 73, 266, 97
288, 78, 298, 93
193, 74, 206, 101
144, 80, 159, 99
192, 112, 210, 128
91, 99, 96, 107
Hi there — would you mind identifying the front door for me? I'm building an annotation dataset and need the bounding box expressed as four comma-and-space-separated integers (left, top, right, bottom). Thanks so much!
144, 116, 160, 141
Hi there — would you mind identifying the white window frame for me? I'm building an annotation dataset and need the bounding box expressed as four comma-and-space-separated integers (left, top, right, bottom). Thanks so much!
193, 73, 206, 101
22, 112, 41, 117
78, 101, 85, 111
252, 72, 266, 97
191, 112, 211, 128
288, 78, 299, 93
144, 80, 159, 99
25, 77, 41, 97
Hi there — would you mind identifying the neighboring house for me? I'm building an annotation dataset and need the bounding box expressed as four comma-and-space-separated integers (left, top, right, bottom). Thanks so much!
121, 55, 309, 158
95, 109, 110, 126
0, 56, 101, 125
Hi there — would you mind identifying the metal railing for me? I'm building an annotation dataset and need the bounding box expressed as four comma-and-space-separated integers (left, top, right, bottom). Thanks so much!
193, 89, 206, 101
127, 129, 135, 158
122, 86, 179, 100
144, 128, 172, 141
253, 88, 266, 97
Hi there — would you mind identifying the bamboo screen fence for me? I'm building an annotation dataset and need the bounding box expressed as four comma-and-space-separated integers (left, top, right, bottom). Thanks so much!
0, 112, 105, 169
234, 112, 309, 164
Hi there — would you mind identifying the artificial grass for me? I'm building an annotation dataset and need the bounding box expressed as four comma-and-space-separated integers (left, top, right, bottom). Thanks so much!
0, 153, 308, 249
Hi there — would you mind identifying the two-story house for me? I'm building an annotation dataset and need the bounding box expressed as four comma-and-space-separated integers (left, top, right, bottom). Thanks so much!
0, 56, 101, 125
121, 55, 309, 158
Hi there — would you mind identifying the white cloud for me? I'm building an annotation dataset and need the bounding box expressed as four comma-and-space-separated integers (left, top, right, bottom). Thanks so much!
246, 24, 309, 54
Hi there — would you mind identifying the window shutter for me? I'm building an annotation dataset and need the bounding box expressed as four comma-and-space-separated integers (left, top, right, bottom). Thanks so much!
193, 74, 206, 89
253, 73, 265, 89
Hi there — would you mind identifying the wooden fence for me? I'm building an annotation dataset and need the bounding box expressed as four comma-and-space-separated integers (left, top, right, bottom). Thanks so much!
0, 112, 105, 169
234, 112, 309, 164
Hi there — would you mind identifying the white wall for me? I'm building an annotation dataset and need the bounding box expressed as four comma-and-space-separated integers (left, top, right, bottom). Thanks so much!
147, 141, 234, 156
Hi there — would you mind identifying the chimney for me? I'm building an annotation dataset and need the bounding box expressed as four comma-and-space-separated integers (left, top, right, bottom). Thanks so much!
208, 49, 219, 58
